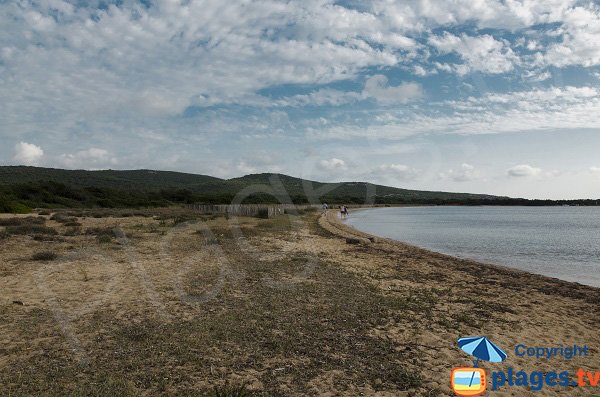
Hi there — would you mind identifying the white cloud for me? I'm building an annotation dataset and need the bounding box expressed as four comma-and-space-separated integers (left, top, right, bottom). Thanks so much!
273, 89, 361, 107
272, 75, 422, 107
318, 158, 347, 171
429, 33, 518, 74
544, 169, 564, 178
13, 142, 44, 165
308, 85, 600, 141
507, 164, 542, 177
0, 1, 597, 127
0, 0, 413, 129
525, 70, 551, 82
134, 91, 191, 116
235, 153, 281, 175
59, 148, 118, 169
0, 1, 598, 130
590, 166, 600, 174
362, 75, 423, 104
235, 161, 258, 174
440, 163, 480, 182
24, 10, 56, 32
372, 0, 574, 32
526, 40, 541, 51
376, 163, 418, 181
539, 5, 600, 68
413, 65, 427, 76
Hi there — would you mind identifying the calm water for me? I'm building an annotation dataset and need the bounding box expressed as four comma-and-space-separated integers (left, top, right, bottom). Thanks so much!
345, 206, 600, 288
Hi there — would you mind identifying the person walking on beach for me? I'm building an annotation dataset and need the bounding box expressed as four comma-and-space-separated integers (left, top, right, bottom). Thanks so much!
322, 203, 328, 213
340, 205, 348, 218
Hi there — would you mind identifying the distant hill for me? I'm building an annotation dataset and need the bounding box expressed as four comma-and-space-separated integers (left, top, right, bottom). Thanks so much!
1, 166, 596, 212
0, 166, 225, 191
0, 167, 494, 200
227, 172, 501, 201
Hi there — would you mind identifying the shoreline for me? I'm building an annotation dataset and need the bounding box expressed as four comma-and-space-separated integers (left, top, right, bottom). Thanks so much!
317, 209, 600, 395
320, 209, 600, 295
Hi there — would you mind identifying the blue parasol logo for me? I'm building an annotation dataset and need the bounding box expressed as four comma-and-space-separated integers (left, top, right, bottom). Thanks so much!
451, 336, 508, 394
458, 336, 508, 367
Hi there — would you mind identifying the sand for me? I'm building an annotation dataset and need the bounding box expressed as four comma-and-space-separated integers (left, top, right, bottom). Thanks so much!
0, 209, 599, 396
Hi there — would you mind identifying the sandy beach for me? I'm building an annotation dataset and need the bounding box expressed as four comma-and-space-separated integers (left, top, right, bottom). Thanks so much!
1, 208, 599, 396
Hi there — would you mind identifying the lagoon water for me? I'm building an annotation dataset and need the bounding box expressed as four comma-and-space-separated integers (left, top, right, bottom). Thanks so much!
345, 206, 600, 288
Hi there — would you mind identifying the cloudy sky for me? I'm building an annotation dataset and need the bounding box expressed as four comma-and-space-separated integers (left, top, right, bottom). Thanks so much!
1, 0, 600, 199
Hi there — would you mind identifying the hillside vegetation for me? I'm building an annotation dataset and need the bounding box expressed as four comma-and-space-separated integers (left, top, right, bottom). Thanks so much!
0, 166, 597, 212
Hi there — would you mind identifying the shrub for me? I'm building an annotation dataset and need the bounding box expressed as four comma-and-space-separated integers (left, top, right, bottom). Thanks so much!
6, 202, 32, 214
255, 208, 270, 219
205, 236, 220, 245
32, 235, 64, 242
284, 207, 317, 215
0, 217, 46, 226
113, 228, 126, 238
50, 214, 79, 224
37, 210, 52, 216
32, 251, 58, 261
85, 227, 115, 236
97, 234, 113, 244
172, 215, 197, 225
84, 227, 116, 243
65, 211, 86, 217
6, 225, 57, 236
63, 227, 81, 236
64, 221, 82, 227
118, 211, 148, 217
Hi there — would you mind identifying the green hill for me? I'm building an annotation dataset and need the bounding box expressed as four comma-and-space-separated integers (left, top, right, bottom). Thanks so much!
227, 173, 500, 201
0, 166, 225, 191
9, 165, 596, 212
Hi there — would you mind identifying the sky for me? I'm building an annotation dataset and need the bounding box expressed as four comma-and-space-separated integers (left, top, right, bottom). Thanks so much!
1, 0, 600, 199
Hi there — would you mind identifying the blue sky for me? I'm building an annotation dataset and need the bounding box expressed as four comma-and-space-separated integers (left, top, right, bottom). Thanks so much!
1, 0, 600, 199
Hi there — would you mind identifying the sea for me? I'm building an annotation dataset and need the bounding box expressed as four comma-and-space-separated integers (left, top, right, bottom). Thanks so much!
344, 206, 600, 288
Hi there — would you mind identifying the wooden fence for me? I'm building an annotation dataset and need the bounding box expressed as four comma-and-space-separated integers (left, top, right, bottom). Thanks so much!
186, 204, 322, 218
